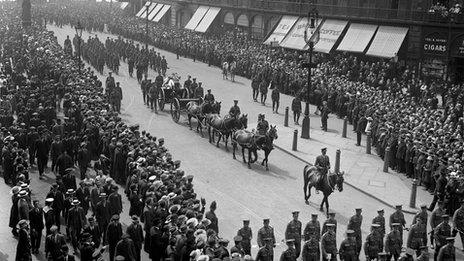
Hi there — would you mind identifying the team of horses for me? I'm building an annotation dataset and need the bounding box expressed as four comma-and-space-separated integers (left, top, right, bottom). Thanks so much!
222, 61, 236, 82
185, 99, 279, 171
185, 99, 344, 213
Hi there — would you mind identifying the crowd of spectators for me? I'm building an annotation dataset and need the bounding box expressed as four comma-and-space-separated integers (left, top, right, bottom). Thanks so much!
36, 1, 464, 214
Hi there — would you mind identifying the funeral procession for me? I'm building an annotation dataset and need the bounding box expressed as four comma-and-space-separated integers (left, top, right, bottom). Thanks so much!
1, 0, 464, 260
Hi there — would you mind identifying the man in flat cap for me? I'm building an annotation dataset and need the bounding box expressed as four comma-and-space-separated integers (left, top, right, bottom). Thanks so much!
285, 211, 302, 258
257, 218, 275, 248
237, 219, 252, 255
126, 215, 144, 261
106, 214, 123, 261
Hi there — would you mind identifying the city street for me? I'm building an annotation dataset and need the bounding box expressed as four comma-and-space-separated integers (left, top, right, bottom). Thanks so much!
0, 23, 459, 261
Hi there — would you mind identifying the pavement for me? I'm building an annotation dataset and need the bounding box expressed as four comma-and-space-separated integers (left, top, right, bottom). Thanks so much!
0, 23, 457, 260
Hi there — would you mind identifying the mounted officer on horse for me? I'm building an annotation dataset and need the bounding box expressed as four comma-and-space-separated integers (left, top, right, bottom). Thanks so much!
303, 148, 344, 214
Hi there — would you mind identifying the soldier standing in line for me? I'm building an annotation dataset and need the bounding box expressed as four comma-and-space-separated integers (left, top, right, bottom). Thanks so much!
437, 237, 456, 261
389, 205, 406, 239
430, 200, 445, 247
285, 211, 302, 258
347, 208, 363, 260
339, 230, 358, 261
434, 215, 453, 261
304, 214, 321, 242
237, 219, 252, 255
373, 209, 386, 239
256, 237, 273, 261
407, 216, 427, 256
321, 223, 337, 261
322, 212, 337, 235
280, 239, 297, 261
385, 223, 402, 261
257, 218, 275, 248
301, 235, 320, 261
452, 199, 464, 252
364, 223, 383, 260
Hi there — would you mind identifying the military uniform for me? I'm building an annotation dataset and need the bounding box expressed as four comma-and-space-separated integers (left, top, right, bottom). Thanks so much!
339, 236, 358, 261
430, 206, 445, 245
372, 212, 386, 238
301, 237, 320, 261
347, 213, 363, 257
204, 92, 215, 103
389, 210, 406, 238
321, 217, 337, 235
229, 105, 241, 118
257, 226, 275, 247
434, 219, 452, 261
256, 244, 273, 261
257, 120, 269, 136
364, 231, 383, 260
407, 221, 427, 255
285, 220, 302, 257
315, 154, 330, 175
280, 244, 297, 261
385, 225, 402, 261
237, 225, 252, 255
321, 230, 337, 261
452, 204, 464, 250
303, 220, 321, 241
437, 242, 456, 261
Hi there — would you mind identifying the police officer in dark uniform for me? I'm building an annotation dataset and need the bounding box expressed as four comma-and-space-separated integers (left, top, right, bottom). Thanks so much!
237, 219, 252, 255
204, 89, 215, 104
229, 100, 241, 118
285, 211, 302, 258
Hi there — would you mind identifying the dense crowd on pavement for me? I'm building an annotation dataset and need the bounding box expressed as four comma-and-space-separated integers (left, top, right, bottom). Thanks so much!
0, 1, 460, 261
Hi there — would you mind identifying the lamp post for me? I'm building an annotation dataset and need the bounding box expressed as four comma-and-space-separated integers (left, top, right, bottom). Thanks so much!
300, 6, 320, 139
75, 20, 84, 73
145, 2, 150, 51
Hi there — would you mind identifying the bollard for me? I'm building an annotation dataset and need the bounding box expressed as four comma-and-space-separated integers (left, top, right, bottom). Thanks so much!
383, 146, 390, 173
284, 107, 289, 127
342, 117, 348, 138
366, 131, 372, 154
292, 130, 298, 151
409, 179, 418, 209
334, 149, 341, 173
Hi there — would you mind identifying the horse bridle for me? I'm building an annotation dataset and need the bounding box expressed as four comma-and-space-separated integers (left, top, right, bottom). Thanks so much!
327, 173, 336, 192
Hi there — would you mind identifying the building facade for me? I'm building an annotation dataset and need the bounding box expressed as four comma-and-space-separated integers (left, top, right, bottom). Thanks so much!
132, 0, 464, 82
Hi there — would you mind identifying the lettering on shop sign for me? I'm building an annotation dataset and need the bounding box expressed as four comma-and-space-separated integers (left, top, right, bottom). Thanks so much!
423, 33, 448, 55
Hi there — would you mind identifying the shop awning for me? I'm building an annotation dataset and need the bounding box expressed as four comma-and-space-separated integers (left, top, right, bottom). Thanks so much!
366, 26, 408, 58
314, 19, 348, 53
280, 17, 321, 50
336, 23, 378, 53
136, 2, 152, 17
263, 16, 298, 45
120, 2, 129, 10
148, 4, 164, 21
194, 7, 220, 33
141, 3, 158, 19
152, 4, 171, 22
184, 6, 209, 30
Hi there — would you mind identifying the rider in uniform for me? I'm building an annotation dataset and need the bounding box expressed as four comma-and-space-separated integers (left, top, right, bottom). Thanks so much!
204, 89, 215, 104
314, 148, 330, 193
229, 100, 241, 118
257, 114, 269, 136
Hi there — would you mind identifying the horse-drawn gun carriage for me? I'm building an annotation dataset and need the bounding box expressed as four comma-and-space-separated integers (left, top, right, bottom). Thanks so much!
158, 74, 190, 111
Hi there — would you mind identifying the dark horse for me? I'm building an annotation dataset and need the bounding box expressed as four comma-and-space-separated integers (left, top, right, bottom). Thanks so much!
207, 114, 247, 150
303, 165, 344, 214
232, 125, 278, 170
186, 101, 221, 136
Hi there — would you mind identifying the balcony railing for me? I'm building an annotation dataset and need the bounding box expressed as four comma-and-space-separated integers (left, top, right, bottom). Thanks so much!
176, 0, 464, 24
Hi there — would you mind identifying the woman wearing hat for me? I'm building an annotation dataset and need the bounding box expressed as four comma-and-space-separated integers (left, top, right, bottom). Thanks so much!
15, 219, 31, 261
